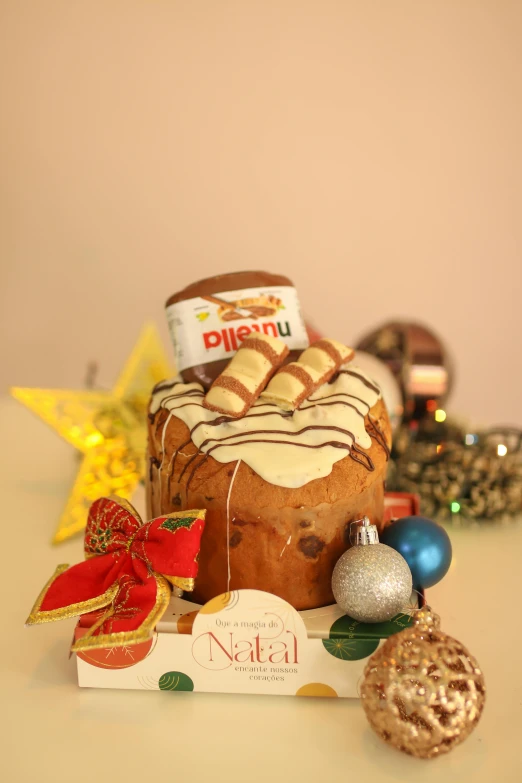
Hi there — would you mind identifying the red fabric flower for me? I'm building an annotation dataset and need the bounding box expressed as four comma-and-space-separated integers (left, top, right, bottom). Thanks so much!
26, 497, 206, 651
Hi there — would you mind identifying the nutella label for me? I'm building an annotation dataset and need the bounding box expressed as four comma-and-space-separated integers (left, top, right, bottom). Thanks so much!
166, 285, 309, 372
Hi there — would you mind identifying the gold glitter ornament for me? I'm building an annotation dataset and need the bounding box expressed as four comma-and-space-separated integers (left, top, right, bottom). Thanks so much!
11, 324, 172, 543
360, 606, 486, 759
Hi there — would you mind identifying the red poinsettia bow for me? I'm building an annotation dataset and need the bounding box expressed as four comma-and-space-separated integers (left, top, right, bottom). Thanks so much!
26, 497, 206, 651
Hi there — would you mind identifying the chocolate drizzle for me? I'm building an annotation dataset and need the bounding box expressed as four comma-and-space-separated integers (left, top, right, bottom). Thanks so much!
367, 415, 391, 460
149, 456, 161, 482
160, 388, 205, 407
178, 451, 201, 483
167, 437, 192, 497
198, 424, 357, 452
350, 444, 375, 471
189, 406, 292, 439
300, 398, 367, 417
338, 369, 381, 394
186, 453, 211, 490
152, 379, 180, 394
206, 437, 352, 459
189, 396, 366, 439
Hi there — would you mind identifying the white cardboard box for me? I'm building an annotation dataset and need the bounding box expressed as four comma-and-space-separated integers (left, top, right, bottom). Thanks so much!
76, 588, 417, 698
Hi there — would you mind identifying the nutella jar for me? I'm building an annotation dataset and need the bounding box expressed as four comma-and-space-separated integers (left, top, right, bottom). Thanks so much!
165, 271, 309, 387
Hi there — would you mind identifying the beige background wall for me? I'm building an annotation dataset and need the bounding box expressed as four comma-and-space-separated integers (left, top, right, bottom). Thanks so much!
1, 0, 521, 426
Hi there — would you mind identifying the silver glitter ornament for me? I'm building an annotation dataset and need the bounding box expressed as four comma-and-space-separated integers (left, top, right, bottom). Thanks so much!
331, 517, 412, 623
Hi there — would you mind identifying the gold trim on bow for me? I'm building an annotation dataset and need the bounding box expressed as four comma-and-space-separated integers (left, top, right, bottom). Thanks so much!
165, 575, 195, 592
25, 565, 119, 625
72, 574, 172, 651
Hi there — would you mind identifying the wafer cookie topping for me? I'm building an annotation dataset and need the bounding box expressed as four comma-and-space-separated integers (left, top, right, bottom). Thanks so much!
203, 333, 289, 417
260, 339, 355, 411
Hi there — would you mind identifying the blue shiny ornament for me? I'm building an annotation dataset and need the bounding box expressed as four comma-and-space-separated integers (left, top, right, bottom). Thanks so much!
380, 516, 452, 589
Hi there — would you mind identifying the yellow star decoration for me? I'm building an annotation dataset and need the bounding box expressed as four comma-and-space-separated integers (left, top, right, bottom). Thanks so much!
11, 324, 173, 543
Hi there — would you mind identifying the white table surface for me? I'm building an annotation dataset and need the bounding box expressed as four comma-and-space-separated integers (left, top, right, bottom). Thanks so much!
2, 395, 521, 783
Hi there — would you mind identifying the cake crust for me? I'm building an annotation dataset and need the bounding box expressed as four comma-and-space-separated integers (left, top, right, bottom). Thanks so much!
147, 397, 391, 610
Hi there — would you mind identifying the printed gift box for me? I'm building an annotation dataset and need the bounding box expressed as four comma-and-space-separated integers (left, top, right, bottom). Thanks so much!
75, 492, 421, 698
76, 588, 420, 697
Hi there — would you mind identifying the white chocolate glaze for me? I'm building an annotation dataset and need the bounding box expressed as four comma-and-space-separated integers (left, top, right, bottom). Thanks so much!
149, 366, 383, 489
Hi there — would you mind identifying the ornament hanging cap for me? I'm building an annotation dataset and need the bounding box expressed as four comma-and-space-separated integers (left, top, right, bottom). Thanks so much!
350, 515, 379, 546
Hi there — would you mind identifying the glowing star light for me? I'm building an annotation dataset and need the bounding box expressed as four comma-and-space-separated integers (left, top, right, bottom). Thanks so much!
11, 324, 172, 543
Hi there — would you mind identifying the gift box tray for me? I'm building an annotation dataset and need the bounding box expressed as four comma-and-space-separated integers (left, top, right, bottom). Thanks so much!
75, 492, 421, 698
